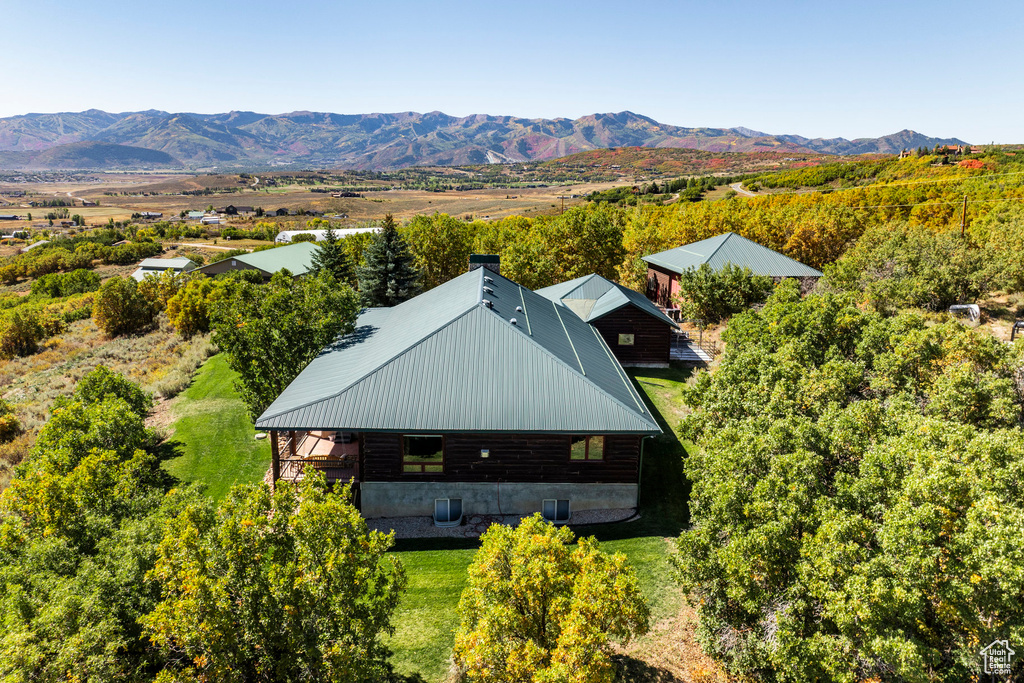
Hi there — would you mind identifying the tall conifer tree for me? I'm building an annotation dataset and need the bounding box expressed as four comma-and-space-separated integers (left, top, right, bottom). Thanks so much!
357, 214, 421, 307
309, 226, 352, 283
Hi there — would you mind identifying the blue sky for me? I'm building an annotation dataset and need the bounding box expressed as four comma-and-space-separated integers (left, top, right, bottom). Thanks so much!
5, 0, 1022, 142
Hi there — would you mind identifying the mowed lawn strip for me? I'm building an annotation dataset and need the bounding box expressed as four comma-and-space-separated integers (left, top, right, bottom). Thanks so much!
163, 353, 271, 500
385, 365, 693, 681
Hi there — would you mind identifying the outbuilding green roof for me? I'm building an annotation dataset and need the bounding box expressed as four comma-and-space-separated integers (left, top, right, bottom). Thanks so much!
642, 232, 823, 278
199, 241, 319, 277
535, 274, 677, 328
255, 269, 660, 435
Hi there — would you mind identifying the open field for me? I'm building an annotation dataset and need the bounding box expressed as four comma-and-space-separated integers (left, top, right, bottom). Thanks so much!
0, 171, 624, 229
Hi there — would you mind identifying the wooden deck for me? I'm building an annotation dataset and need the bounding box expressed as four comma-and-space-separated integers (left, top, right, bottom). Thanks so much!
275, 430, 359, 484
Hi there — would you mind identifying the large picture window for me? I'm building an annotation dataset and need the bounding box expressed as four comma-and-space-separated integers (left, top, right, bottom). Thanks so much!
569, 435, 604, 461
403, 435, 444, 473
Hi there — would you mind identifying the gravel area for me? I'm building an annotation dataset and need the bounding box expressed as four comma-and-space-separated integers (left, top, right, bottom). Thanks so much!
368, 508, 639, 539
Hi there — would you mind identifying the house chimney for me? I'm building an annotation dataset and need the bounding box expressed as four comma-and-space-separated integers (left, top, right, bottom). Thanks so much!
469, 254, 500, 275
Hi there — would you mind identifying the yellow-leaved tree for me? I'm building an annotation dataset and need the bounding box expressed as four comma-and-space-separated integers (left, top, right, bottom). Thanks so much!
454, 514, 649, 683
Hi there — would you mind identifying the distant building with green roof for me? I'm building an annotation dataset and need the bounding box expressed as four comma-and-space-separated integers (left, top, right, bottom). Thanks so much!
642, 232, 823, 308
196, 241, 319, 280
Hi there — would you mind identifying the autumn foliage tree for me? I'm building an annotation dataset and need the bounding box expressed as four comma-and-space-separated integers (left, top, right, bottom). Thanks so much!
212, 271, 359, 419
454, 515, 649, 682
92, 275, 156, 337
143, 474, 406, 683
674, 283, 1024, 682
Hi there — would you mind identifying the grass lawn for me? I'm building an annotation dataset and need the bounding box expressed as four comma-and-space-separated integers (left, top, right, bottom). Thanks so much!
386, 365, 694, 682
162, 353, 271, 500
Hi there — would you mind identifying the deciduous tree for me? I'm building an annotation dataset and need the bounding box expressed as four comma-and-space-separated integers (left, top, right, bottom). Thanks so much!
454, 514, 649, 682
212, 271, 359, 419
144, 474, 406, 683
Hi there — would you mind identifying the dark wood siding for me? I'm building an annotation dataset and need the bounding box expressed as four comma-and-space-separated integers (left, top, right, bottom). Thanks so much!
646, 265, 676, 307
591, 305, 672, 365
360, 432, 641, 484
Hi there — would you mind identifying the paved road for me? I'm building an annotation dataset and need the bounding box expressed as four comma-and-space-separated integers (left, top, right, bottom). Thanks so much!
730, 182, 756, 197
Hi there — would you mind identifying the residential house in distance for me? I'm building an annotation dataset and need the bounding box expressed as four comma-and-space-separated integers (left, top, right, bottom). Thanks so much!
643, 232, 823, 309
138, 211, 163, 220
0, 214, 20, 221
255, 262, 660, 522
536, 274, 678, 367
217, 205, 255, 216
130, 257, 198, 282
186, 211, 205, 221
81, 199, 97, 207
196, 241, 318, 280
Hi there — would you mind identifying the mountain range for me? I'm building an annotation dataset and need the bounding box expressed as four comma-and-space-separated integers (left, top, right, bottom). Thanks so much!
0, 109, 969, 171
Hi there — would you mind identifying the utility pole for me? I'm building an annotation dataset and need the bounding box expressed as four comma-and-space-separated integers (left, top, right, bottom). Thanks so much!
961, 194, 968, 237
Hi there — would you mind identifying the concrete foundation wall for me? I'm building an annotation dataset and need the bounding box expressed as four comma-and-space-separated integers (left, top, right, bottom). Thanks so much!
359, 481, 638, 518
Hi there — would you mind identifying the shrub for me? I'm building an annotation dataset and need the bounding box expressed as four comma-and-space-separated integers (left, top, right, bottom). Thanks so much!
0, 399, 21, 444
674, 262, 775, 325
71, 364, 154, 415
166, 278, 229, 338
92, 276, 156, 338
0, 309, 44, 358
30, 269, 101, 298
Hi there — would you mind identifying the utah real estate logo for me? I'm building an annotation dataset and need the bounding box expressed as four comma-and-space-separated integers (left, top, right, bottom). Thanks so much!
981, 639, 1016, 676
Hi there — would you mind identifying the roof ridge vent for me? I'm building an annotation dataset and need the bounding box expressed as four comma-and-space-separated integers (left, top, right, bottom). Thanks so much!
481, 299, 493, 308
483, 286, 494, 294
510, 317, 517, 325
483, 276, 494, 283
516, 306, 523, 312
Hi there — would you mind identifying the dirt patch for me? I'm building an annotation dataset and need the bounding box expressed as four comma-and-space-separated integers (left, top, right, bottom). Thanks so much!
613, 593, 729, 683
146, 395, 179, 433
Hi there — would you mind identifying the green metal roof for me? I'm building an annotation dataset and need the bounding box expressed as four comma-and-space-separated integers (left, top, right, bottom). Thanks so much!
642, 232, 823, 278
256, 269, 660, 435
200, 241, 319, 277
535, 274, 677, 328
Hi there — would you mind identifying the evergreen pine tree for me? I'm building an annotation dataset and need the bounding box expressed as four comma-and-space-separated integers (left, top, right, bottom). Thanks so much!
309, 226, 352, 283
357, 214, 421, 307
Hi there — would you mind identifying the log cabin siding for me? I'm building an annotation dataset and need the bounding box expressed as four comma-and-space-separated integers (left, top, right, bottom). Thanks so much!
591, 306, 672, 365
359, 432, 641, 483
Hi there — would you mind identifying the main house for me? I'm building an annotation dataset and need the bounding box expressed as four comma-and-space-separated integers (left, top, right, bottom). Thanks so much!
536, 274, 678, 367
255, 265, 661, 522
643, 232, 823, 308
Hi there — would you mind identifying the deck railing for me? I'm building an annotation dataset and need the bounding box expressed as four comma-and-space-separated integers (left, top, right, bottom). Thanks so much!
274, 430, 359, 484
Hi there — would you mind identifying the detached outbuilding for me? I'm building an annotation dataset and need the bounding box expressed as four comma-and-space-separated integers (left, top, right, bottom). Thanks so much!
195, 241, 318, 280
131, 257, 198, 282
536, 274, 678, 367
642, 232, 823, 308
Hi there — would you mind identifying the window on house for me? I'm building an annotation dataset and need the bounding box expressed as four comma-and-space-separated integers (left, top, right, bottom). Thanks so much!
403, 435, 444, 473
618, 333, 635, 346
542, 499, 571, 524
569, 435, 605, 461
434, 498, 463, 527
